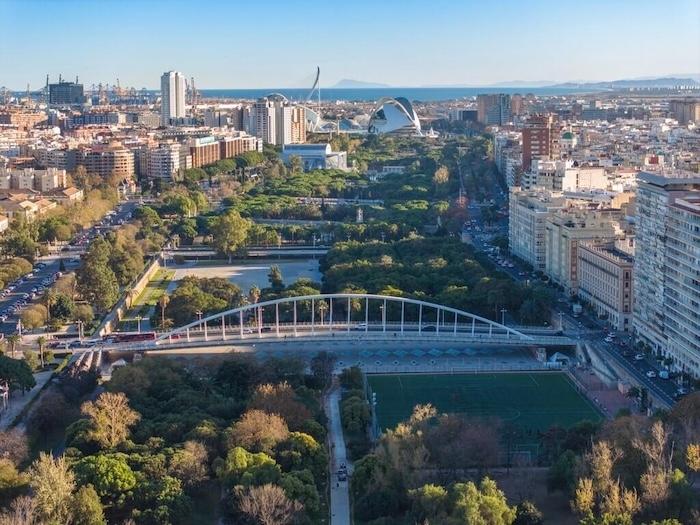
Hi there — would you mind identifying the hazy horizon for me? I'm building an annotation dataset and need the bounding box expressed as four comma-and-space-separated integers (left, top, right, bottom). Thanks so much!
2, 0, 699, 90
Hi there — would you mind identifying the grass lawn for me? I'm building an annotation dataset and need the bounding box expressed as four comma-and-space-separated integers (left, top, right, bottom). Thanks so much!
367, 372, 602, 454
119, 269, 175, 331
132, 268, 176, 307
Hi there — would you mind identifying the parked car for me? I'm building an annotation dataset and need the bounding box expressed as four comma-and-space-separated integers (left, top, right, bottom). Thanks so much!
634, 354, 645, 361
646, 371, 657, 378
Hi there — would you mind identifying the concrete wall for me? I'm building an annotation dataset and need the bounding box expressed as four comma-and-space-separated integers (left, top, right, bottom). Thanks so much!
97, 256, 162, 336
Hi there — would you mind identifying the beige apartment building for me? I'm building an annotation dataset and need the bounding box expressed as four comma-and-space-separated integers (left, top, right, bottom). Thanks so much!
78, 143, 135, 180
545, 207, 624, 294
577, 240, 634, 331
0, 167, 68, 192
508, 187, 565, 270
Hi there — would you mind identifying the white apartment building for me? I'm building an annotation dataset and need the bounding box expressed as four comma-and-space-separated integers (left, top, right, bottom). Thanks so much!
508, 187, 565, 271
545, 207, 624, 294
561, 166, 608, 192
577, 240, 635, 332
634, 171, 700, 376
664, 193, 700, 375
248, 95, 306, 146
148, 143, 188, 181
160, 71, 186, 126
251, 98, 276, 145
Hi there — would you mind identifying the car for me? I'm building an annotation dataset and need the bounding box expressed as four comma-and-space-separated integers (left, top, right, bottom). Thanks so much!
605, 337, 613, 343
337, 471, 347, 482
634, 354, 645, 361
646, 371, 657, 378
354, 322, 368, 330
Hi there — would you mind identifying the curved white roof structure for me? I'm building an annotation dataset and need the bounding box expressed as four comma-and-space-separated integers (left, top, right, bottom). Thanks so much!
368, 97, 421, 135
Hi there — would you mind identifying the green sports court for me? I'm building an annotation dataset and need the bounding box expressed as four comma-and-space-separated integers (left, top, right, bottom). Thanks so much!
367, 372, 602, 452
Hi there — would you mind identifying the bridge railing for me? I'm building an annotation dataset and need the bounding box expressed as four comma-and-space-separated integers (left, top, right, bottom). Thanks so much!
155, 293, 535, 344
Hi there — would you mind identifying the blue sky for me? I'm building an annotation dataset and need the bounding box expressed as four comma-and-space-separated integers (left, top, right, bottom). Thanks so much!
1, 0, 699, 89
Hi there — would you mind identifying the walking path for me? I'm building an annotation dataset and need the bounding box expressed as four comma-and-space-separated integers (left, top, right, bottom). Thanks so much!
0, 370, 53, 430
326, 383, 351, 525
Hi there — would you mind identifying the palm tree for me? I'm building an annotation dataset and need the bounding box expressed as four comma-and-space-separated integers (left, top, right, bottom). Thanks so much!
37, 336, 47, 368
248, 286, 261, 328
44, 290, 57, 322
7, 334, 20, 359
158, 295, 170, 330
317, 300, 328, 326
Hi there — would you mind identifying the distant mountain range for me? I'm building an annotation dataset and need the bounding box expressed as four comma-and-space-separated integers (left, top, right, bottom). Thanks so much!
331, 75, 700, 89
331, 79, 391, 88
550, 77, 699, 89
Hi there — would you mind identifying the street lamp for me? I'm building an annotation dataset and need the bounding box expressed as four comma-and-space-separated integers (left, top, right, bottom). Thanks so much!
500, 308, 507, 325
558, 312, 564, 331
196, 310, 203, 331
136, 315, 142, 334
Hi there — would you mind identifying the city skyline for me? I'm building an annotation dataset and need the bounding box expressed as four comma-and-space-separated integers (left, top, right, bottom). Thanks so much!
2, 0, 699, 90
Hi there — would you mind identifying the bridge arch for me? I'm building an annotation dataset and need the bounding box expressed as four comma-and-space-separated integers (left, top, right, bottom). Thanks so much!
156, 293, 532, 344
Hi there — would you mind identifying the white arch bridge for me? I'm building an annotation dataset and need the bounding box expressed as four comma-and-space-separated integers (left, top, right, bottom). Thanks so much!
147, 294, 574, 349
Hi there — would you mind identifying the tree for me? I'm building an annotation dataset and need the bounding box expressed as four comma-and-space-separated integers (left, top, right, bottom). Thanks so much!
275, 432, 327, 480
76, 261, 119, 313
433, 165, 449, 185
23, 350, 39, 371
76, 238, 120, 312
686, 443, 700, 476
20, 304, 47, 330
217, 446, 281, 488
279, 470, 321, 519
158, 294, 170, 330
225, 409, 289, 454
44, 289, 57, 321
27, 453, 75, 525
74, 454, 137, 499
74, 304, 95, 325
310, 351, 335, 389
514, 500, 544, 525
547, 450, 578, 494
248, 382, 312, 430
80, 392, 141, 449
268, 265, 283, 291
6, 334, 20, 359
409, 484, 449, 523
288, 155, 303, 174
36, 336, 47, 368
0, 429, 29, 466
209, 208, 251, 262
450, 478, 516, 525
0, 355, 35, 392
341, 395, 370, 434
71, 484, 106, 525
0, 495, 37, 525
168, 440, 209, 489
235, 483, 303, 525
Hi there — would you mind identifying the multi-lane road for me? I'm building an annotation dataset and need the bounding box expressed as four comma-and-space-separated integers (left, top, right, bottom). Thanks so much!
0, 200, 137, 337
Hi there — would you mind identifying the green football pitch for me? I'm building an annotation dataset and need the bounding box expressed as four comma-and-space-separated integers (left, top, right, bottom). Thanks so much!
367, 372, 602, 452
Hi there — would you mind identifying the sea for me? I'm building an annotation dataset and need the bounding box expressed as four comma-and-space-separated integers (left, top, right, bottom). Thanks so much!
199, 86, 600, 102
